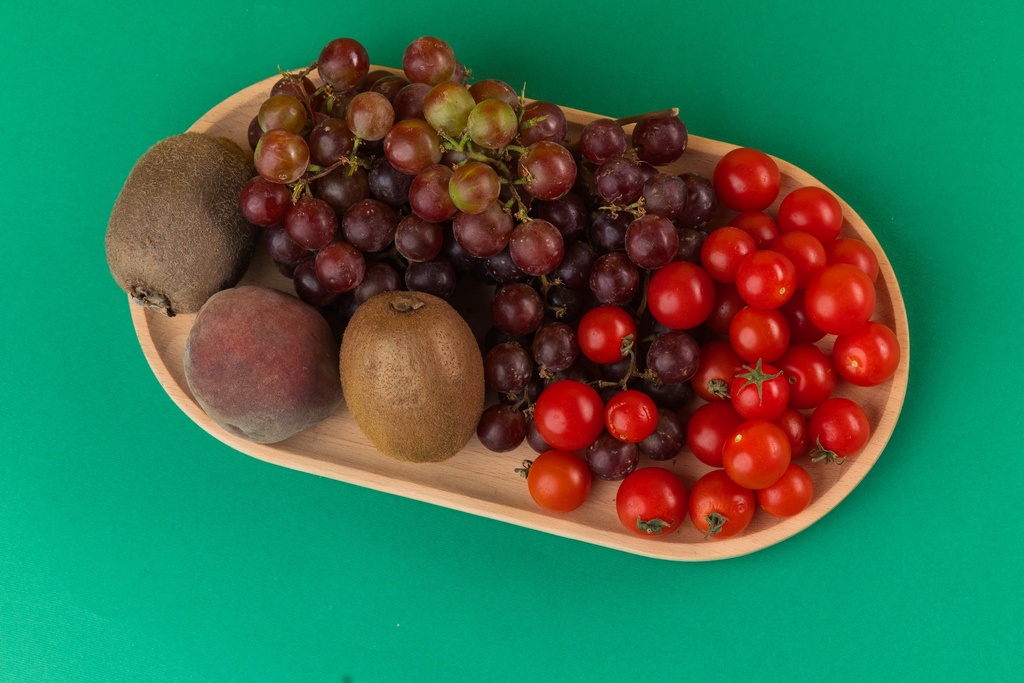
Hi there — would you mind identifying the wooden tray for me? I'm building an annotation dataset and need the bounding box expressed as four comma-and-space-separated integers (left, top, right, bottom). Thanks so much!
130, 69, 910, 561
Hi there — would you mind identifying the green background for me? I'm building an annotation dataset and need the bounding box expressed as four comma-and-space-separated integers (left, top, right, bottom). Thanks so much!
4, 1, 1022, 681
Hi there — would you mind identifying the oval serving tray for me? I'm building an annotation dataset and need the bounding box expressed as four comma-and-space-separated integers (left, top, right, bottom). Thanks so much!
130, 69, 909, 561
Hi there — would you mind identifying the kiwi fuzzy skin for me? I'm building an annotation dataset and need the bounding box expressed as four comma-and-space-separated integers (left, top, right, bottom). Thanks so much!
340, 291, 486, 463
105, 132, 259, 316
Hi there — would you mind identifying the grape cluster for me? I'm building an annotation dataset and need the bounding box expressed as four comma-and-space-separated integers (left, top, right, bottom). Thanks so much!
239, 35, 721, 476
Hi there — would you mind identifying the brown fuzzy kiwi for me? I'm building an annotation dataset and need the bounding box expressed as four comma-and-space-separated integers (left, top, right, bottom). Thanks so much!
340, 291, 485, 463
105, 132, 259, 316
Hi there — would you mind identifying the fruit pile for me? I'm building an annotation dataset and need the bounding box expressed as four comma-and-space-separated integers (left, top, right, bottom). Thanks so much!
230, 35, 900, 540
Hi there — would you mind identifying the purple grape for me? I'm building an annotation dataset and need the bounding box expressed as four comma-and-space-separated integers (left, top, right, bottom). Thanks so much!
476, 404, 527, 452
589, 251, 639, 306
484, 342, 534, 393
491, 283, 544, 336
586, 432, 640, 480
638, 410, 686, 461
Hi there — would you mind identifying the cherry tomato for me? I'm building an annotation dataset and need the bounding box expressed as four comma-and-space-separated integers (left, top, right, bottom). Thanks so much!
533, 380, 605, 451
804, 263, 876, 335
771, 230, 827, 289
824, 237, 879, 282
577, 305, 637, 364
712, 147, 781, 212
722, 419, 792, 489
700, 226, 757, 283
686, 400, 745, 467
705, 281, 745, 335
615, 467, 689, 536
729, 359, 790, 421
779, 294, 827, 344
728, 211, 779, 248
605, 390, 659, 443
647, 261, 715, 330
729, 306, 790, 362
776, 342, 837, 409
525, 449, 592, 513
688, 469, 756, 539
777, 186, 844, 243
757, 463, 814, 517
735, 249, 797, 309
773, 407, 810, 459
832, 322, 901, 387
808, 397, 870, 463
690, 339, 745, 402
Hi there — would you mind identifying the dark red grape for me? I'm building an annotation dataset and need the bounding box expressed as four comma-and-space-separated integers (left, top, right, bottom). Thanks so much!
646, 330, 700, 384
476, 403, 527, 452
309, 117, 356, 166
641, 173, 687, 220
315, 166, 370, 214
518, 101, 567, 146
531, 323, 579, 373
675, 227, 706, 263
532, 192, 588, 242
393, 82, 431, 121
258, 94, 308, 134
586, 432, 639, 480
468, 79, 520, 109
491, 283, 544, 336
369, 74, 409, 103
403, 36, 457, 86
240, 176, 293, 227
318, 37, 370, 92
263, 226, 308, 265
247, 116, 263, 151
351, 261, 402, 304
346, 91, 395, 141
625, 214, 679, 269
589, 211, 630, 253
518, 141, 576, 201
579, 118, 628, 165
409, 164, 457, 222
639, 376, 692, 410
483, 247, 528, 283
367, 157, 414, 208
395, 215, 444, 262
342, 198, 398, 252
453, 201, 514, 258
589, 251, 639, 306
595, 157, 645, 205
292, 257, 340, 307
315, 241, 366, 292
676, 173, 719, 230
509, 219, 564, 276
286, 196, 338, 250
484, 342, 534, 393
632, 115, 688, 166
550, 239, 596, 290
404, 257, 456, 298
254, 129, 309, 184
383, 118, 442, 175
638, 410, 686, 461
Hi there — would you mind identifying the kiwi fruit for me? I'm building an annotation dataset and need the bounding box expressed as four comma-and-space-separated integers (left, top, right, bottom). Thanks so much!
106, 132, 259, 316
340, 291, 485, 463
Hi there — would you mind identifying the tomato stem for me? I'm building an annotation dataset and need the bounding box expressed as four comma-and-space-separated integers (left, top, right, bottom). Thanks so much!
703, 511, 730, 540
636, 516, 672, 535
809, 437, 845, 464
514, 460, 533, 478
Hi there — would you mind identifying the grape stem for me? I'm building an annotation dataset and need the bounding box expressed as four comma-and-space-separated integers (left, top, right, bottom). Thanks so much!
614, 107, 680, 127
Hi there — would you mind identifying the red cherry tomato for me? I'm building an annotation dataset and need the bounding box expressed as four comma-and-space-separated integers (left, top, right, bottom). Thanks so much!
722, 419, 792, 489
713, 147, 781, 212
804, 263, 876, 335
832, 322, 901, 387
728, 211, 780, 248
776, 342, 837, 409
700, 226, 757, 283
777, 186, 844, 243
605, 390, 659, 443
773, 407, 810, 459
646, 261, 715, 330
688, 469, 756, 539
577, 305, 637, 364
757, 463, 814, 517
533, 380, 605, 451
771, 230, 827, 289
690, 339, 745, 402
729, 306, 791, 362
824, 237, 879, 282
729, 359, 790, 421
686, 400, 746, 467
735, 249, 798, 309
615, 467, 689, 536
808, 397, 871, 463
525, 449, 592, 513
